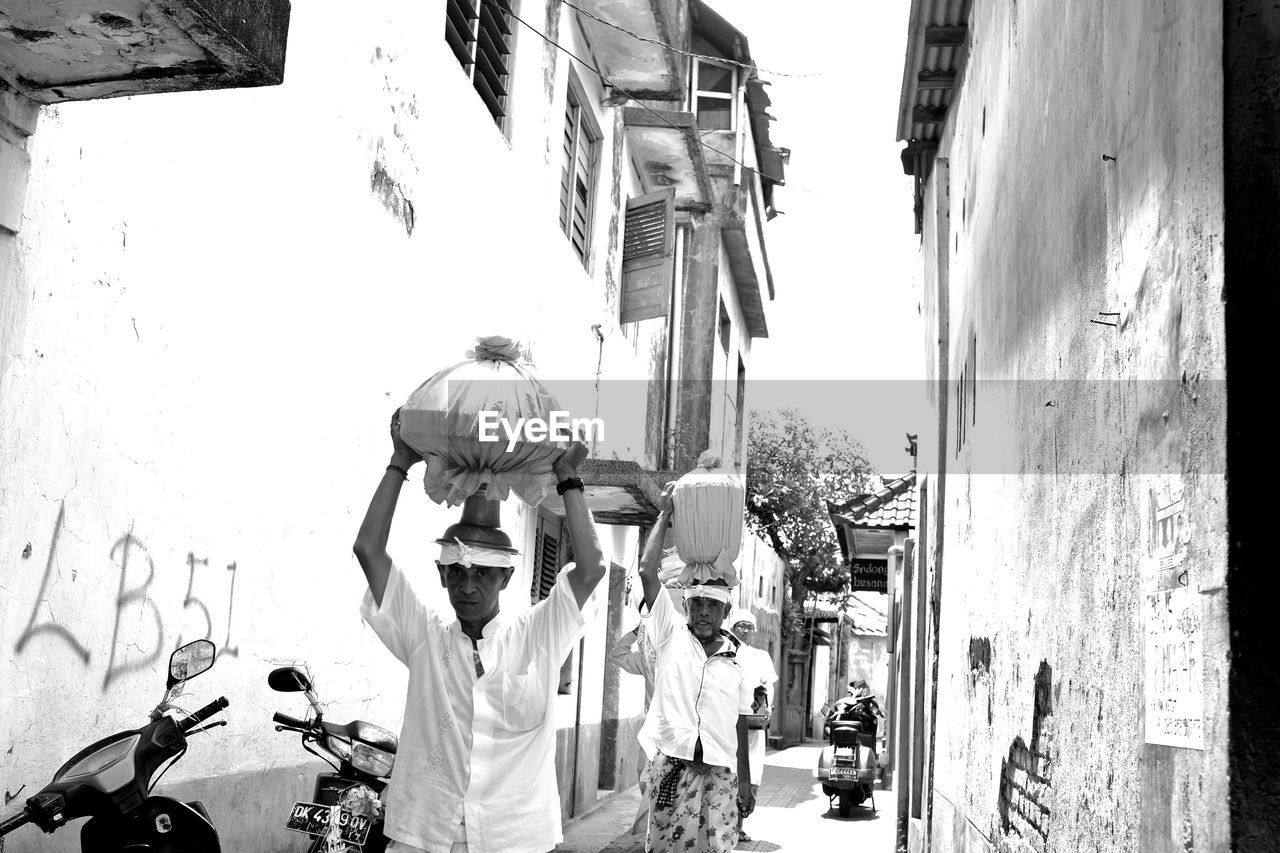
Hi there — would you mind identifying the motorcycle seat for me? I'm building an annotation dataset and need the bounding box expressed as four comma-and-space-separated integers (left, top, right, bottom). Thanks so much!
321, 720, 399, 753
831, 725, 863, 746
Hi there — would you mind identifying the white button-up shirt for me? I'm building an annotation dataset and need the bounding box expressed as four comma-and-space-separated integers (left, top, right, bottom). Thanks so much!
735, 644, 779, 785
360, 562, 586, 853
637, 587, 753, 771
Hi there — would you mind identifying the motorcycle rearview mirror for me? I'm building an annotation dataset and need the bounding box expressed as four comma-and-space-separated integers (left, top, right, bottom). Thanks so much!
268, 666, 313, 693
167, 640, 217, 689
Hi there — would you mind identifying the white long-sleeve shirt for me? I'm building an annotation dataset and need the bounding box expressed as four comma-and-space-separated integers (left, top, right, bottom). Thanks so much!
735, 644, 779, 785
637, 586, 753, 771
360, 562, 586, 853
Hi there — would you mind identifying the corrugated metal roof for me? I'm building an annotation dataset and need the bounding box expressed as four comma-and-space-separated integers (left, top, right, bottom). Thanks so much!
896, 0, 974, 142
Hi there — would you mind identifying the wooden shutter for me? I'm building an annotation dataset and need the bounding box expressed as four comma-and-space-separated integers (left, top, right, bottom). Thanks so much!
530, 513, 562, 603
620, 187, 676, 324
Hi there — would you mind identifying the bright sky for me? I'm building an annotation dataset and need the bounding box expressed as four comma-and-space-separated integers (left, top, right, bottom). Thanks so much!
707, 1, 929, 476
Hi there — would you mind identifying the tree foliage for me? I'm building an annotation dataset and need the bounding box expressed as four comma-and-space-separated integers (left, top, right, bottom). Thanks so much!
745, 409, 875, 637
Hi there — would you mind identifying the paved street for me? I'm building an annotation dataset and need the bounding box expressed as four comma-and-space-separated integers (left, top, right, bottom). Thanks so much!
559, 741, 897, 853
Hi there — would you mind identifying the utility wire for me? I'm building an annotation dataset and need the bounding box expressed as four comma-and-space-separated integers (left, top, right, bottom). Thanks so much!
556, 0, 825, 80
509, 6, 811, 197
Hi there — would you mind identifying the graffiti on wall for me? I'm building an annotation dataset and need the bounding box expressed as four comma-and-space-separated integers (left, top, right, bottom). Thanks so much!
11, 501, 243, 690
996, 662, 1054, 852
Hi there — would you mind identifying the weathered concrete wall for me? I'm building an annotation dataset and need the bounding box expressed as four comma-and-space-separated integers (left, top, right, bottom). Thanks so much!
848, 634, 889, 706
734, 532, 786, 674
917, 1, 1228, 852
0, 0, 662, 848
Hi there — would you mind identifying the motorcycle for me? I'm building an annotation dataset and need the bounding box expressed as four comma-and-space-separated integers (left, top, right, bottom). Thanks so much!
0, 640, 230, 851
816, 695, 880, 817
268, 665, 398, 853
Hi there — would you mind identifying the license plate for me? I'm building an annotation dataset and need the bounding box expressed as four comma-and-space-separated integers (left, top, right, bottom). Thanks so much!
830, 766, 858, 781
285, 801, 373, 847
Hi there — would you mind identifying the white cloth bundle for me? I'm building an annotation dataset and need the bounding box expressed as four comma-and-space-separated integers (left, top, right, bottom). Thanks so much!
670, 450, 744, 587
398, 336, 567, 507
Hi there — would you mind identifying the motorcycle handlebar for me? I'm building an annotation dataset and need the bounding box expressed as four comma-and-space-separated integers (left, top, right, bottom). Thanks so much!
273, 711, 310, 730
0, 808, 32, 837
179, 697, 229, 734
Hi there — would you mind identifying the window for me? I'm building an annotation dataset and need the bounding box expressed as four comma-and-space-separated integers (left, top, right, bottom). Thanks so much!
531, 511, 563, 604
758, 576, 764, 598
719, 299, 732, 355
531, 510, 576, 694
693, 58, 736, 130
619, 187, 677, 323
560, 69, 601, 265
734, 356, 747, 468
445, 0, 515, 128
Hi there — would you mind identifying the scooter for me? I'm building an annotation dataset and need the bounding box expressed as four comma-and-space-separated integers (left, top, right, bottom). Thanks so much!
0, 640, 230, 851
816, 696, 879, 817
269, 665, 398, 853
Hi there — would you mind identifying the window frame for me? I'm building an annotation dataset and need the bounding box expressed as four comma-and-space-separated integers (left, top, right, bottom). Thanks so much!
692, 57, 738, 131
444, 0, 518, 135
559, 66, 603, 268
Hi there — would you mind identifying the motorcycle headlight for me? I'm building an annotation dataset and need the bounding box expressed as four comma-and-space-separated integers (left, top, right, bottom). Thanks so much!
325, 735, 352, 761
351, 742, 395, 777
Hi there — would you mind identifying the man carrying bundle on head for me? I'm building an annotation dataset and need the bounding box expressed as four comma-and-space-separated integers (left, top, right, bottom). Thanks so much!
635, 485, 754, 853
352, 409, 605, 853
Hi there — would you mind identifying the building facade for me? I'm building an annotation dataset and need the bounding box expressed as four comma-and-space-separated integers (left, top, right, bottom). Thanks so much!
0, 0, 786, 848
891, 1, 1278, 852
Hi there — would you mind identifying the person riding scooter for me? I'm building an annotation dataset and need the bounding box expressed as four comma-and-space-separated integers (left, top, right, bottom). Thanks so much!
817, 681, 881, 817
826, 680, 882, 740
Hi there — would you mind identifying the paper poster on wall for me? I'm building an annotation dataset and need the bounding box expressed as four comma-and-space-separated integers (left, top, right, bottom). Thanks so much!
1142, 480, 1202, 749
1153, 491, 1188, 583
1144, 585, 1203, 749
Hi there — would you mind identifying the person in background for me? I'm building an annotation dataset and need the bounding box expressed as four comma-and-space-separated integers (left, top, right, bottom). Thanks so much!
727, 608, 779, 842
636, 485, 753, 852
353, 411, 605, 853
609, 594, 659, 836
829, 679, 884, 741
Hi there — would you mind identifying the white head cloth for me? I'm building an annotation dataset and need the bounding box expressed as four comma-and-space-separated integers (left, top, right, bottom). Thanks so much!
438, 537, 514, 569
683, 584, 733, 606
728, 607, 756, 629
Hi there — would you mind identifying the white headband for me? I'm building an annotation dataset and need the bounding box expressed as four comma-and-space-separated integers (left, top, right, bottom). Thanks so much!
683, 585, 733, 606
438, 538, 514, 569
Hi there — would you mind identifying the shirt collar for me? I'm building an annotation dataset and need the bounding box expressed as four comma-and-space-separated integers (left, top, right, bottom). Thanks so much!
450, 610, 509, 640
687, 627, 740, 658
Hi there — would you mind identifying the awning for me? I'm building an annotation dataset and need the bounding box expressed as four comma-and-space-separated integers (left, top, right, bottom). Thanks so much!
623, 108, 714, 211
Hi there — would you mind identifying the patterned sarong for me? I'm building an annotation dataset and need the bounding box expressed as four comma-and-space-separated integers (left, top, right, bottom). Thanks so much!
644, 753, 739, 852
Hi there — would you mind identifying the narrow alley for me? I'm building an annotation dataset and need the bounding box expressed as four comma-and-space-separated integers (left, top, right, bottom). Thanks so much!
558, 743, 898, 853
1, 0, 1277, 851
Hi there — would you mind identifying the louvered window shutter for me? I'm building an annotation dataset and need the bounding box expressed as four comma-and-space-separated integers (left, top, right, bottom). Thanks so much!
620, 188, 677, 324
444, 0, 512, 126
531, 513, 562, 603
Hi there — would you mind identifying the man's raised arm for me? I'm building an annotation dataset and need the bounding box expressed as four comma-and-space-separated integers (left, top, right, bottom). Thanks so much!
637, 483, 675, 610
559, 443, 608, 608
353, 409, 421, 606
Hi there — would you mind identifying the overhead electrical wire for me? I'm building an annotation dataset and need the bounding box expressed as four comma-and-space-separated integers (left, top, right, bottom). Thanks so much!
556, 0, 825, 80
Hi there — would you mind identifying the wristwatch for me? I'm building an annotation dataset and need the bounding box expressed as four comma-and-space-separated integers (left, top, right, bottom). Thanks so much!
556, 476, 585, 495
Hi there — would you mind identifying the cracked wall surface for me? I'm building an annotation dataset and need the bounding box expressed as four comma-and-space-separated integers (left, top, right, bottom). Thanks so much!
917, 1, 1228, 852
